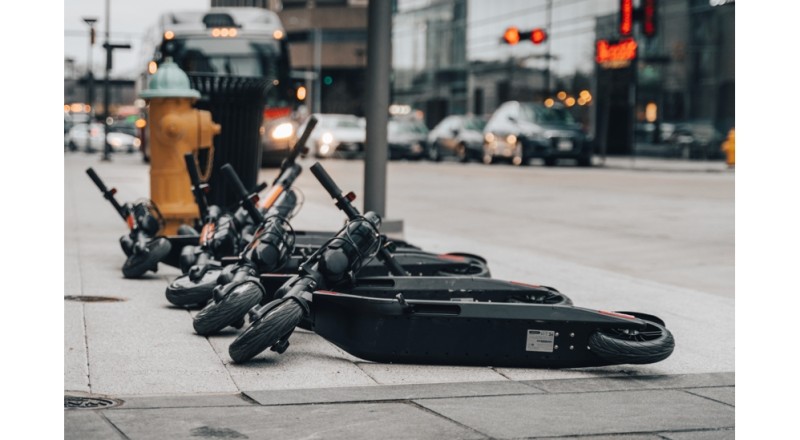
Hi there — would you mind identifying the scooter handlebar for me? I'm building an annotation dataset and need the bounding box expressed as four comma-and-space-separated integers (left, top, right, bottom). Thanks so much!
221, 164, 265, 225
86, 167, 127, 221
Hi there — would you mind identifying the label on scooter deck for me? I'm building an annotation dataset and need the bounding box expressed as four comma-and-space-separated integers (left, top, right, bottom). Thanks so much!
526, 330, 555, 352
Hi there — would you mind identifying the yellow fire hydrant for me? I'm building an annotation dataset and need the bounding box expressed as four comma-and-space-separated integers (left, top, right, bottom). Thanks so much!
721, 128, 735, 168
140, 59, 221, 234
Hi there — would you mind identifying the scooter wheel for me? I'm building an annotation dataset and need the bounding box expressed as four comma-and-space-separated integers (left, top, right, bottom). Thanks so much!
587, 314, 675, 365
165, 268, 221, 308
122, 238, 171, 279
436, 254, 491, 278
228, 298, 305, 363
193, 281, 264, 336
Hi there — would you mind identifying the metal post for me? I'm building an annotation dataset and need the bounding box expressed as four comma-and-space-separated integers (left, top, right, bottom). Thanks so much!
313, 28, 322, 114
102, 0, 112, 161
83, 17, 97, 153
544, 0, 552, 95
364, 0, 391, 217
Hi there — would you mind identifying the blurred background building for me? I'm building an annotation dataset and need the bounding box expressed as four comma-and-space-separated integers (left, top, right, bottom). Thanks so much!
65, 0, 735, 158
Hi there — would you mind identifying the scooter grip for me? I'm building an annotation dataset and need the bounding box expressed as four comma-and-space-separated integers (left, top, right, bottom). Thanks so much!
183, 153, 202, 187
221, 164, 265, 224
310, 162, 342, 199
289, 116, 318, 160
222, 164, 254, 199
86, 168, 107, 192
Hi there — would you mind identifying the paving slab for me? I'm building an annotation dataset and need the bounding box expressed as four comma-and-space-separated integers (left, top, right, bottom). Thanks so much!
102, 402, 487, 440
684, 386, 735, 406
64, 300, 90, 393
245, 380, 542, 406
64, 410, 125, 440
115, 392, 254, 409
522, 372, 735, 394
414, 389, 735, 439
661, 429, 735, 440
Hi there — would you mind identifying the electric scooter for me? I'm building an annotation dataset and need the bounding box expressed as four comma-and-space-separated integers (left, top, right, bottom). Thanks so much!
86, 168, 172, 278
167, 116, 490, 311
226, 162, 675, 368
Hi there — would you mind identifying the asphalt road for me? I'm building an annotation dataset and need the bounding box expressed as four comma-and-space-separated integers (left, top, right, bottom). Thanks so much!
282, 156, 734, 298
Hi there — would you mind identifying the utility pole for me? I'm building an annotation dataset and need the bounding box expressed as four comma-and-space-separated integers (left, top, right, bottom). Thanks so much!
364, 0, 391, 219
83, 17, 97, 153
102, 0, 111, 161
101, 0, 131, 161
545, 0, 552, 96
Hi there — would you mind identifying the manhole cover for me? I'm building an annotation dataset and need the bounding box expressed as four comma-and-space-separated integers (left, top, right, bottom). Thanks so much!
64, 295, 126, 303
64, 394, 123, 410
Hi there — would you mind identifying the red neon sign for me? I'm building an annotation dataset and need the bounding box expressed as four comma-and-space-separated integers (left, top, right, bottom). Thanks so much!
643, 0, 657, 37
619, 0, 634, 36
595, 38, 638, 66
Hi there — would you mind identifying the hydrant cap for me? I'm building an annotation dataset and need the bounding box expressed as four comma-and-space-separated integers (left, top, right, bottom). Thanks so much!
140, 60, 201, 99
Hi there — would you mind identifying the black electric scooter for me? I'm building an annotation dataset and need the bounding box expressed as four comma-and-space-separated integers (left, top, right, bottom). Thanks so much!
86, 168, 172, 278
190, 160, 494, 336
226, 162, 675, 368
167, 117, 490, 311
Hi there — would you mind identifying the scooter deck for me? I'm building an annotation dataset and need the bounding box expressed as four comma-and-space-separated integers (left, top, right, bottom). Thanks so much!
311, 288, 650, 368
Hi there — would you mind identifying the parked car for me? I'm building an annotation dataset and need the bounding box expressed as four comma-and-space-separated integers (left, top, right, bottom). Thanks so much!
388, 117, 429, 160
482, 101, 592, 166
260, 116, 298, 167
663, 121, 725, 160
67, 122, 141, 153
427, 114, 487, 162
299, 113, 366, 159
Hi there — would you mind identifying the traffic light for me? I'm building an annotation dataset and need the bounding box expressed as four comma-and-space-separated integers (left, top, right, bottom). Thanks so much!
619, 0, 657, 38
530, 28, 547, 45
503, 27, 521, 45
619, 0, 634, 36
642, 0, 657, 37
501, 27, 546, 45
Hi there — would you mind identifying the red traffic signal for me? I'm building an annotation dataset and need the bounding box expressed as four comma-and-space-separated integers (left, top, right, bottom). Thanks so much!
503, 27, 521, 45
619, 0, 634, 36
643, 0, 657, 37
530, 28, 547, 44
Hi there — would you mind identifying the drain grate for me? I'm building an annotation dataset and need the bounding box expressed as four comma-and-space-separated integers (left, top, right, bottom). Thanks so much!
65, 394, 123, 409
64, 295, 126, 303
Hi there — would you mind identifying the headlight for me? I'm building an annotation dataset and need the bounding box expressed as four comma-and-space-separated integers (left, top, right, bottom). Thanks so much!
484, 133, 495, 143
133, 138, 141, 148
321, 132, 334, 145
109, 138, 121, 148
270, 122, 294, 140
506, 134, 517, 145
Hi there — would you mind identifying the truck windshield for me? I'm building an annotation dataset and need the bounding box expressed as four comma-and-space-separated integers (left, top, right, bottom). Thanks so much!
168, 37, 286, 80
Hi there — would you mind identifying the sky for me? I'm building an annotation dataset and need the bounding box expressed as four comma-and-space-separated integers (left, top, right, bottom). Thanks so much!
64, 0, 209, 78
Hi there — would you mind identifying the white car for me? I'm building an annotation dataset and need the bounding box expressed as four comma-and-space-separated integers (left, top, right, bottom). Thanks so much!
67, 122, 141, 153
299, 113, 366, 159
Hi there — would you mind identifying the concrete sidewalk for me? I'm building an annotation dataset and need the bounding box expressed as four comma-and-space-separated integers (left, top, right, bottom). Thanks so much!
64, 152, 734, 439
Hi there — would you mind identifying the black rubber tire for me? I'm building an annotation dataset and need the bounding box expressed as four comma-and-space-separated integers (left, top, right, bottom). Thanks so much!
165, 268, 221, 307
436, 254, 491, 278
588, 314, 675, 365
228, 299, 305, 363
122, 237, 171, 279
456, 143, 469, 163
193, 281, 264, 336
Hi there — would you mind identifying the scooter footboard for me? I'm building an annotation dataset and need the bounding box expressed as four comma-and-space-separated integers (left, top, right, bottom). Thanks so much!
312, 291, 648, 368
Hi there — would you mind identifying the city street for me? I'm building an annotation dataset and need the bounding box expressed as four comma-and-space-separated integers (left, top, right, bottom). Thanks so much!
63, 151, 735, 438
